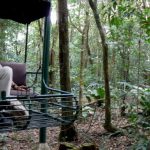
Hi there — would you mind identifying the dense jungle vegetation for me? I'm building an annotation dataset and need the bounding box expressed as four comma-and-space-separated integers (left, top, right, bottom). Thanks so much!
0, 0, 150, 149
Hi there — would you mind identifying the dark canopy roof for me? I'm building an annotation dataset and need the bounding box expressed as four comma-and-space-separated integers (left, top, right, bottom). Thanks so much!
0, 0, 51, 24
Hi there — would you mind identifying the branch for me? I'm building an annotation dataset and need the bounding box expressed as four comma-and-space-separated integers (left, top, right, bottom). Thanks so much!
69, 14, 83, 34
88, 0, 106, 45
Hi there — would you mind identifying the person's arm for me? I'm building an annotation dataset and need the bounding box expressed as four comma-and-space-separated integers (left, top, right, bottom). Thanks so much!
11, 81, 17, 89
11, 81, 27, 91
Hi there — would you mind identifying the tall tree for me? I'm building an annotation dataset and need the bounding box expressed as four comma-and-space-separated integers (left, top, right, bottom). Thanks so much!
79, 7, 90, 109
88, 0, 116, 132
58, 0, 77, 141
49, 24, 58, 87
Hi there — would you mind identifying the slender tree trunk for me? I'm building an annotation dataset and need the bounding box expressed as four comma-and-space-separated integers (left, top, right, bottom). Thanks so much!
79, 9, 90, 102
38, 19, 44, 42
88, 0, 116, 132
79, 49, 84, 106
79, 26, 85, 101
58, 0, 77, 141
49, 48, 55, 87
120, 45, 130, 82
84, 11, 93, 65
49, 24, 59, 87
96, 44, 102, 82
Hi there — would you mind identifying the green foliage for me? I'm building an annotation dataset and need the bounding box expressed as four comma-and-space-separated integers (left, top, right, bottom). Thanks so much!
110, 16, 123, 27
128, 112, 138, 125
140, 88, 150, 116
85, 84, 105, 107
139, 8, 150, 42
0, 1, 149, 148
90, 87, 105, 99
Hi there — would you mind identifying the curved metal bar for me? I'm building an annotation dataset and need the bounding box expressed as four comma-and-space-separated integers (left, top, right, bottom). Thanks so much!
6, 94, 75, 100
42, 79, 73, 95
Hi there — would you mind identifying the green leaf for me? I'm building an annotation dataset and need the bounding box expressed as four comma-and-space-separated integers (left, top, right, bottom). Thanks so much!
110, 16, 123, 27
97, 87, 105, 99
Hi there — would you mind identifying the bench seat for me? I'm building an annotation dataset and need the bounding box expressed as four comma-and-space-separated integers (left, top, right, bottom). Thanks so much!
0, 62, 37, 96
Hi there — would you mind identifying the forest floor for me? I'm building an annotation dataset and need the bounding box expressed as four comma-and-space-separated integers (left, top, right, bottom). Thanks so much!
0, 106, 149, 150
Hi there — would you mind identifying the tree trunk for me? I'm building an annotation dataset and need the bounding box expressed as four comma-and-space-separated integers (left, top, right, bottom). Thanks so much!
88, 0, 116, 132
120, 45, 130, 82
79, 9, 89, 107
84, 11, 93, 65
58, 0, 77, 141
79, 49, 84, 104
49, 23, 59, 87
49, 48, 55, 87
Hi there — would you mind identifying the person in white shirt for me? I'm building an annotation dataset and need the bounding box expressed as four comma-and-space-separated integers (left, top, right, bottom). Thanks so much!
0, 64, 26, 97
0, 64, 29, 129
0, 64, 12, 97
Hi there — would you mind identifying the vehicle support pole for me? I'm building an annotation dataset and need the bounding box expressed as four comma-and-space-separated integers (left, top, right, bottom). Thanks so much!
39, 6, 51, 145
